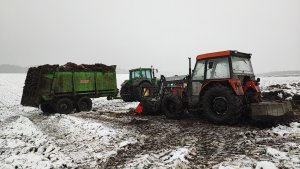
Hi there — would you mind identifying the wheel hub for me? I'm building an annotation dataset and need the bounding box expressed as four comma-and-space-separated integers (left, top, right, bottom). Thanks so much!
80, 102, 88, 109
212, 97, 228, 115
60, 103, 68, 111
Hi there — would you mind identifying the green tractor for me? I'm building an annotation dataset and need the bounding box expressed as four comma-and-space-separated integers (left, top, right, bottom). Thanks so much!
120, 67, 159, 102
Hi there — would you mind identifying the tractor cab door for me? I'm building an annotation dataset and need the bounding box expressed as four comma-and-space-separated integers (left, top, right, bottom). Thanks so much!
190, 60, 205, 105
206, 57, 230, 80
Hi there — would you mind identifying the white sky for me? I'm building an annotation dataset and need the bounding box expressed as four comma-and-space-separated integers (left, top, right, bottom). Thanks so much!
0, 0, 299, 75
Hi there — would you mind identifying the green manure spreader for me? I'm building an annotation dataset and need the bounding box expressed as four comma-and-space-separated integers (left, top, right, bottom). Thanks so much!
21, 62, 118, 114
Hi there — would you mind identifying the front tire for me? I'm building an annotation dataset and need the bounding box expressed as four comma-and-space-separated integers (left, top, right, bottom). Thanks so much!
201, 84, 243, 125
162, 95, 184, 119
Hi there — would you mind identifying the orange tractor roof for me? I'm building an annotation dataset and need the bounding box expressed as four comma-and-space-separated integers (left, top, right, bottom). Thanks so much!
196, 50, 232, 60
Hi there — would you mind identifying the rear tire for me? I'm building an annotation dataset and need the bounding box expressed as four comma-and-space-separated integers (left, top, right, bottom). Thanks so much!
76, 97, 92, 112
201, 84, 243, 125
120, 84, 134, 102
162, 95, 184, 119
55, 98, 73, 114
134, 82, 152, 101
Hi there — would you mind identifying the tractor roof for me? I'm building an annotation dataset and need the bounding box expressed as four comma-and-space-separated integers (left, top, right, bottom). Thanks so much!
196, 50, 251, 60
130, 68, 152, 72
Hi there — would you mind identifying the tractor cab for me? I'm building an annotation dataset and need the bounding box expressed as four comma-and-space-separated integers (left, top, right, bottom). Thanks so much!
193, 50, 255, 82
129, 68, 153, 84
189, 50, 260, 106
120, 67, 159, 102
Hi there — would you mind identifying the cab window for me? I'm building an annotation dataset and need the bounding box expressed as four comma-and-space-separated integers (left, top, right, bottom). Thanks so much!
131, 70, 140, 79
206, 57, 230, 79
192, 60, 205, 80
145, 69, 152, 79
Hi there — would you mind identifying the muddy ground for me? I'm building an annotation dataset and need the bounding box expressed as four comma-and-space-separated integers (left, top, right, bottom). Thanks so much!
1, 74, 300, 169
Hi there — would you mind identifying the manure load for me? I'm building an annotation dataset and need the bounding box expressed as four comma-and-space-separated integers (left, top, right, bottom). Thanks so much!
21, 62, 118, 114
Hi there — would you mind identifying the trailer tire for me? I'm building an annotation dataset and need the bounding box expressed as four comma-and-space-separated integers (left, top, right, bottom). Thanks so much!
40, 103, 54, 113
107, 96, 113, 100
134, 82, 152, 101
55, 98, 73, 114
162, 95, 184, 119
201, 84, 242, 125
76, 97, 92, 112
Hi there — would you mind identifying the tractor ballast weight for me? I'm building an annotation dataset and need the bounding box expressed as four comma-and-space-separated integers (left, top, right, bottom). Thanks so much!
138, 50, 294, 124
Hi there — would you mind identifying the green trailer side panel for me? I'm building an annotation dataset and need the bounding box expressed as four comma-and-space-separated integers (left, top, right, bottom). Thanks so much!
53, 72, 73, 93
73, 72, 95, 92
96, 72, 117, 91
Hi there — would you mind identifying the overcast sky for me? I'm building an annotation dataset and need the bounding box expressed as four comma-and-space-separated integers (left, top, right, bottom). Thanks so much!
1, 0, 299, 75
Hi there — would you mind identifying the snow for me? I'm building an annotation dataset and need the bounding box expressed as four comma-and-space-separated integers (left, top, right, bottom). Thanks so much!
1, 73, 300, 168
266, 147, 289, 160
124, 147, 190, 168
116, 74, 129, 90
255, 161, 277, 169
0, 74, 140, 168
217, 157, 278, 169
259, 76, 300, 96
92, 97, 139, 113
272, 122, 300, 136
260, 76, 300, 88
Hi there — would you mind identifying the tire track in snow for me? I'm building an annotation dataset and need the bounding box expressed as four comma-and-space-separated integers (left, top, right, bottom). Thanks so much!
27, 113, 140, 168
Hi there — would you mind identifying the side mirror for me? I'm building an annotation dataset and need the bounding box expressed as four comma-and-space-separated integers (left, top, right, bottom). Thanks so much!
208, 62, 214, 69
257, 78, 260, 83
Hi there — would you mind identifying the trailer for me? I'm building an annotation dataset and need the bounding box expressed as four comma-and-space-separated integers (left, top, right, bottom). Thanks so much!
21, 63, 118, 114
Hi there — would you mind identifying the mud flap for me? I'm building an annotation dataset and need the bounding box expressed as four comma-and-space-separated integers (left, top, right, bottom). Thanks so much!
250, 101, 294, 121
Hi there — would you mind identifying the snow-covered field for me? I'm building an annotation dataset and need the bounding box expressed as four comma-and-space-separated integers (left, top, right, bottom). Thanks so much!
0, 73, 300, 168
260, 76, 300, 98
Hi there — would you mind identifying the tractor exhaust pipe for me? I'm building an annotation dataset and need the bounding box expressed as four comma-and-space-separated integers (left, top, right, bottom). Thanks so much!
188, 57, 191, 77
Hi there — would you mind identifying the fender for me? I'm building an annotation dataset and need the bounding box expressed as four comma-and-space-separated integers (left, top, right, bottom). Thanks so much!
121, 80, 129, 87
228, 79, 244, 95
132, 79, 152, 86
243, 80, 260, 93
200, 80, 244, 96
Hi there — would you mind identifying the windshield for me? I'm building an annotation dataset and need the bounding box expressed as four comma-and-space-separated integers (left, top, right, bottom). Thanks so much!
131, 69, 152, 79
231, 56, 254, 74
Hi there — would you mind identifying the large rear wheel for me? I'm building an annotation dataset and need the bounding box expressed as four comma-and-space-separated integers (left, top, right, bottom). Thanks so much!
162, 95, 184, 119
55, 98, 74, 114
134, 82, 152, 101
201, 84, 243, 124
120, 84, 134, 102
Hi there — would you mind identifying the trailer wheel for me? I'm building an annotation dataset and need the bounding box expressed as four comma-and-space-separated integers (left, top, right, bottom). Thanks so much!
120, 84, 134, 102
201, 84, 242, 124
162, 95, 184, 119
107, 96, 113, 100
134, 82, 152, 101
76, 97, 92, 112
40, 103, 54, 113
55, 98, 73, 114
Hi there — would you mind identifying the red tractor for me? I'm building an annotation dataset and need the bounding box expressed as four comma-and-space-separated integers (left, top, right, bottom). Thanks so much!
138, 50, 293, 124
